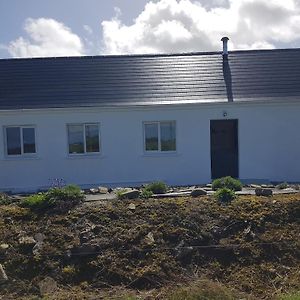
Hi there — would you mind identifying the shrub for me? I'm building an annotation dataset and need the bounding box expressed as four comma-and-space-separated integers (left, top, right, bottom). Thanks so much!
144, 181, 167, 194
276, 182, 289, 189
22, 185, 84, 212
140, 189, 153, 199
215, 188, 236, 203
22, 193, 49, 210
0, 193, 12, 205
212, 176, 242, 191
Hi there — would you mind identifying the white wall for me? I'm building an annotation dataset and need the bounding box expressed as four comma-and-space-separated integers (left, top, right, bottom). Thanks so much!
0, 101, 299, 192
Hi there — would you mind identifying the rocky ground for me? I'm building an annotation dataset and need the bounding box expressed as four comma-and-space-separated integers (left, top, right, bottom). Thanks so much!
0, 193, 300, 299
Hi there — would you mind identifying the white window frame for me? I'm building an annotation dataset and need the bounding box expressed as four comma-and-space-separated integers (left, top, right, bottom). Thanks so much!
67, 123, 101, 156
143, 121, 177, 153
4, 125, 37, 157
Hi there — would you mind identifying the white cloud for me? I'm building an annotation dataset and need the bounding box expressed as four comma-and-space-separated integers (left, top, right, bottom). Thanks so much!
101, 0, 300, 54
83, 25, 93, 35
8, 18, 85, 58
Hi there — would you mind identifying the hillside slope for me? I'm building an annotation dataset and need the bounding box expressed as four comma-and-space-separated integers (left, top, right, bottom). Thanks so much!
0, 194, 300, 299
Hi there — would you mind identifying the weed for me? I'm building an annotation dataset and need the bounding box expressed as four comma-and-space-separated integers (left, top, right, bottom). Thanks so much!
22, 185, 84, 212
277, 182, 289, 189
212, 176, 242, 191
140, 189, 153, 199
215, 188, 236, 203
144, 181, 167, 194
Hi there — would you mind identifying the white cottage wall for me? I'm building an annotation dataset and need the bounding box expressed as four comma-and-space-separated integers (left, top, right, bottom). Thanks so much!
0, 101, 299, 192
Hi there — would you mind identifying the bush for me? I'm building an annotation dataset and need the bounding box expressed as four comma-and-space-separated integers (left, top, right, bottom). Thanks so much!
212, 176, 242, 191
0, 193, 12, 205
215, 188, 236, 203
144, 181, 167, 194
276, 182, 289, 189
22, 185, 84, 212
140, 189, 153, 199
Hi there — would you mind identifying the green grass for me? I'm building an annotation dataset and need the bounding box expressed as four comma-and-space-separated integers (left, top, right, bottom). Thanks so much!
279, 291, 300, 300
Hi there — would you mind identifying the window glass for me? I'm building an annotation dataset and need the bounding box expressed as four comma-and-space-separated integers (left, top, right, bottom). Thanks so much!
23, 127, 36, 154
85, 124, 100, 153
160, 122, 176, 151
145, 123, 159, 151
6, 127, 21, 155
68, 125, 84, 154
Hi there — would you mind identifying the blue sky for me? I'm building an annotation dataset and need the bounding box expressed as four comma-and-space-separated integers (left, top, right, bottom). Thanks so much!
1, 0, 300, 58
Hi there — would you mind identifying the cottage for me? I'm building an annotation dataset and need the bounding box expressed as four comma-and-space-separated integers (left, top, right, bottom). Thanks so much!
0, 38, 300, 192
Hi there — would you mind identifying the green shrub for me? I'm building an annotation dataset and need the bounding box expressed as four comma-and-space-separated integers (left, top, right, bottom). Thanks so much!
22, 185, 84, 212
215, 188, 236, 203
212, 176, 242, 191
144, 181, 167, 194
0, 193, 12, 205
22, 193, 50, 210
276, 182, 289, 189
140, 189, 153, 199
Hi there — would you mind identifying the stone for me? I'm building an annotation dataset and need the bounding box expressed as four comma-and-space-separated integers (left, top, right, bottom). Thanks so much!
0, 244, 9, 250
32, 242, 43, 256
120, 189, 140, 199
191, 188, 207, 197
255, 188, 273, 196
250, 184, 261, 189
262, 184, 275, 188
34, 233, 45, 243
98, 186, 108, 194
145, 232, 155, 245
89, 188, 98, 194
128, 203, 136, 210
0, 264, 8, 281
19, 236, 36, 246
38, 277, 58, 296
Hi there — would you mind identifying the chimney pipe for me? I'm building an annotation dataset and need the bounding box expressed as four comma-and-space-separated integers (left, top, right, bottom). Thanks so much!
221, 37, 229, 59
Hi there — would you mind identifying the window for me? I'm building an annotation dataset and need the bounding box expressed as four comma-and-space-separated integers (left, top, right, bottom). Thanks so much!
144, 121, 176, 152
67, 123, 100, 154
5, 126, 36, 156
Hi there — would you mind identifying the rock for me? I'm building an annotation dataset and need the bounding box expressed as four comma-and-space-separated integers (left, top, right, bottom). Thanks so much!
34, 233, 45, 243
255, 188, 273, 196
98, 186, 108, 194
19, 236, 36, 246
145, 232, 155, 245
191, 188, 207, 197
262, 184, 275, 188
89, 188, 98, 194
250, 184, 261, 188
120, 189, 140, 199
0, 244, 9, 250
32, 242, 43, 256
128, 203, 136, 210
0, 264, 8, 281
38, 277, 58, 296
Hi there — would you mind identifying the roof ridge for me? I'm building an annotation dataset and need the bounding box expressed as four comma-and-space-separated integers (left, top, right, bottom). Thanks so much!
2, 47, 300, 62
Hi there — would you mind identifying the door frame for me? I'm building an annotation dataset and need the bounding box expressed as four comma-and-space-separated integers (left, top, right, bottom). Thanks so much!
210, 119, 239, 179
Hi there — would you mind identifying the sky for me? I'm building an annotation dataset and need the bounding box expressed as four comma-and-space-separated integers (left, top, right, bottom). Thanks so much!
1, 0, 300, 59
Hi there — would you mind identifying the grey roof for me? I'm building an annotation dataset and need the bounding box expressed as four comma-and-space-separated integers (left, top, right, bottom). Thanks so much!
1, 48, 300, 110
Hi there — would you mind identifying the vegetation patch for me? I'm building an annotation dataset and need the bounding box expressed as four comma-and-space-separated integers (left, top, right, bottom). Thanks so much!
215, 187, 236, 203
0, 193, 300, 299
21, 184, 84, 212
144, 181, 167, 194
212, 176, 243, 191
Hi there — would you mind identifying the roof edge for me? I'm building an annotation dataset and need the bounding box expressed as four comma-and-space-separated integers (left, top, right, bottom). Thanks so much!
2, 47, 300, 62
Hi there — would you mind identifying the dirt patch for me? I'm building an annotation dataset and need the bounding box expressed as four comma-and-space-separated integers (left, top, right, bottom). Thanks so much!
0, 194, 300, 299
